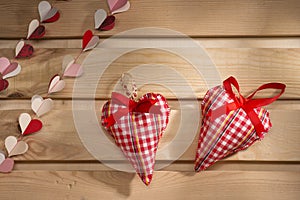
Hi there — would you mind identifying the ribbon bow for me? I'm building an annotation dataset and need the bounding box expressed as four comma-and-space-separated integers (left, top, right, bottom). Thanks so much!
103, 92, 162, 128
208, 76, 286, 138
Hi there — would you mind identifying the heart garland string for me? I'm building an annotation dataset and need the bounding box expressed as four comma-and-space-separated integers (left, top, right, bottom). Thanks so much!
0, 0, 130, 173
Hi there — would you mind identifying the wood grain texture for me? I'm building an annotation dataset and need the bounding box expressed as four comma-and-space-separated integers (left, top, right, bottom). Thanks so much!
0, 100, 299, 162
0, 171, 299, 200
0, 47, 299, 99
0, 0, 300, 38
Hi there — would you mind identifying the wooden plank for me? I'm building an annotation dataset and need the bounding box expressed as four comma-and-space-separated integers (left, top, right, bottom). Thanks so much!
0, 47, 299, 99
1, 0, 300, 38
0, 171, 299, 200
0, 100, 299, 162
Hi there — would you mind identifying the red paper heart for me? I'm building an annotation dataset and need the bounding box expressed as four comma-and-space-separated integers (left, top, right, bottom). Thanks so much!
28, 25, 46, 39
22, 119, 43, 136
82, 30, 94, 50
0, 158, 14, 173
101, 93, 170, 185
0, 78, 9, 92
43, 12, 60, 23
15, 44, 34, 59
99, 15, 116, 31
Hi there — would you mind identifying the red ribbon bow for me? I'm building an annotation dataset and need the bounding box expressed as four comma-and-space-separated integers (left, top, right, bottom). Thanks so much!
104, 92, 162, 128
208, 76, 286, 138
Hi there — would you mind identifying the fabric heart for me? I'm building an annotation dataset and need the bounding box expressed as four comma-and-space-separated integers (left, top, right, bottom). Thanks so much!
0, 57, 21, 79
101, 92, 170, 185
19, 113, 43, 136
0, 152, 14, 173
31, 95, 53, 117
27, 19, 46, 39
107, 0, 130, 14
15, 40, 34, 58
48, 74, 65, 94
100, 16, 116, 31
5, 136, 29, 157
194, 76, 286, 172
82, 30, 100, 51
0, 78, 9, 92
38, 1, 60, 23
62, 55, 83, 78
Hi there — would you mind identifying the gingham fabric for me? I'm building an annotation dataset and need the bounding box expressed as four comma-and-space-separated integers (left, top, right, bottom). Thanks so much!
194, 84, 272, 172
101, 93, 170, 185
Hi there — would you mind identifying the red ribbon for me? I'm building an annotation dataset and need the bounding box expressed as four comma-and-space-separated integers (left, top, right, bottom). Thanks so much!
104, 92, 162, 128
208, 76, 286, 138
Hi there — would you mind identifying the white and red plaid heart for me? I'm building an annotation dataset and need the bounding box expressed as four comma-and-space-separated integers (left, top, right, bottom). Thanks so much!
107, 0, 130, 14
101, 92, 170, 185
5, 136, 29, 157
31, 95, 53, 117
19, 113, 43, 136
62, 55, 83, 78
0, 152, 14, 173
38, 1, 60, 23
27, 19, 45, 39
82, 30, 99, 52
0, 57, 21, 79
15, 40, 34, 58
48, 74, 65, 94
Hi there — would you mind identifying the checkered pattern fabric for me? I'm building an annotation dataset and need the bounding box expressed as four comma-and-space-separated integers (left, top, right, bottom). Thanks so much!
195, 85, 272, 172
101, 93, 170, 185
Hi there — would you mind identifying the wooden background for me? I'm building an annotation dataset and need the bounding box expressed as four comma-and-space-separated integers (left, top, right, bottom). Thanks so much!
0, 0, 299, 199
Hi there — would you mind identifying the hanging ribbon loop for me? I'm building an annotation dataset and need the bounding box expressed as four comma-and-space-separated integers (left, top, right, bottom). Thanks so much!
209, 76, 286, 138
103, 92, 162, 128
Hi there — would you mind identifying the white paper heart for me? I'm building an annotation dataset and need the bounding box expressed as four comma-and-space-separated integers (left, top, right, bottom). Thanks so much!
27, 19, 40, 39
31, 95, 53, 117
19, 113, 31, 134
112, 1, 130, 15
38, 1, 59, 22
48, 75, 65, 94
94, 9, 107, 29
0, 153, 5, 165
5, 136, 29, 157
15, 40, 25, 57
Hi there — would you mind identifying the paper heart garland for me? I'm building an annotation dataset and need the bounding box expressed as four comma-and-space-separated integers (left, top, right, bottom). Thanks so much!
194, 76, 286, 172
107, 0, 130, 15
62, 55, 83, 78
15, 40, 34, 58
27, 19, 46, 39
31, 95, 53, 117
19, 113, 43, 136
82, 30, 100, 52
0, 152, 14, 173
0, 57, 22, 79
0, 78, 9, 92
48, 74, 65, 94
101, 92, 170, 185
5, 136, 29, 157
38, 1, 60, 23
94, 9, 115, 31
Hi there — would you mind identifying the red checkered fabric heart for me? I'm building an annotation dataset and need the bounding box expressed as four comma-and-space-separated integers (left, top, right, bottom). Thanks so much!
195, 76, 285, 172
101, 92, 170, 185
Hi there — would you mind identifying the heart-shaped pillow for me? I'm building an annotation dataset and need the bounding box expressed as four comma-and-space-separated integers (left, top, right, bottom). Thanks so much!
101, 92, 170, 185
195, 76, 285, 172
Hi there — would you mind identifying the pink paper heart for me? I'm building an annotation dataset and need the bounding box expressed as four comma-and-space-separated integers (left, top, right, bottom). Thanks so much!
48, 74, 65, 94
0, 158, 14, 173
38, 1, 60, 23
82, 30, 99, 51
107, 0, 130, 14
15, 40, 34, 59
62, 55, 83, 78
0, 57, 21, 79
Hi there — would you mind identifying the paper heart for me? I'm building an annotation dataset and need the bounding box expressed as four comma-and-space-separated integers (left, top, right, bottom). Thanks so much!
194, 77, 285, 172
38, 1, 60, 23
107, 0, 130, 14
5, 136, 29, 157
62, 55, 83, 78
15, 40, 34, 58
0, 153, 5, 165
48, 74, 65, 94
27, 19, 46, 39
82, 30, 100, 52
100, 16, 116, 31
0, 57, 22, 79
0, 156, 14, 173
94, 9, 107, 29
19, 113, 43, 135
101, 92, 170, 185
0, 77, 9, 92
31, 95, 53, 117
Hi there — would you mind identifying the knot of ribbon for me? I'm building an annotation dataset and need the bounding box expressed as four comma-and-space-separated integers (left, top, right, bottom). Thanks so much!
208, 76, 286, 138
103, 92, 162, 128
